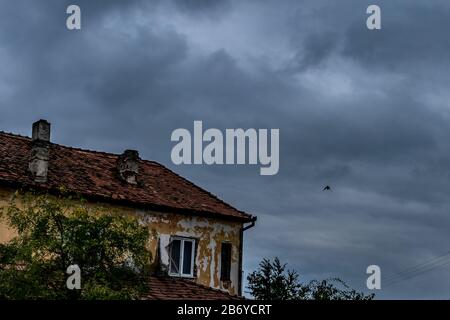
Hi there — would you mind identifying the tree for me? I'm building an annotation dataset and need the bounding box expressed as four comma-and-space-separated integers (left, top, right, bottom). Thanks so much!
0, 191, 152, 299
247, 257, 374, 300
247, 257, 302, 300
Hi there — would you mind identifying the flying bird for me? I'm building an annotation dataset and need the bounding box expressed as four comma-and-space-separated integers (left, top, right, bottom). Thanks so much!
322, 185, 331, 191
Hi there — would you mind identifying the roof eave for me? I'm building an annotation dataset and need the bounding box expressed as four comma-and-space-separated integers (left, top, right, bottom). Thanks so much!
0, 179, 255, 224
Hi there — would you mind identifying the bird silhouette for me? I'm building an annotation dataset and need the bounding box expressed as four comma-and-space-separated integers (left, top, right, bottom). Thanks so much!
322, 185, 331, 191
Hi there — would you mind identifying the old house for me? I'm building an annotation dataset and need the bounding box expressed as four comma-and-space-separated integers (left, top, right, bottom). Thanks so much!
0, 120, 257, 299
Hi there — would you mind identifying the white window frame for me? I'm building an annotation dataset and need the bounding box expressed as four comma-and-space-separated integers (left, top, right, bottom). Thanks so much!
169, 237, 195, 278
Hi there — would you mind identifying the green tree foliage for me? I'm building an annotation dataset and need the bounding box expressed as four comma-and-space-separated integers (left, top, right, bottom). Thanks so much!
247, 257, 302, 300
0, 192, 152, 299
247, 257, 375, 300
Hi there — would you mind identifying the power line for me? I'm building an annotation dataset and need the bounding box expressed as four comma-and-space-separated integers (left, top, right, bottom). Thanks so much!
382, 251, 450, 288
383, 251, 450, 283
384, 259, 450, 288
383, 256, 450, 286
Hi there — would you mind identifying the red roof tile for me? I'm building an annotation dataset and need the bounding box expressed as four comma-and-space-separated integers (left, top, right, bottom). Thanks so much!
0, 132, 253, 222
142, 276, 243, 300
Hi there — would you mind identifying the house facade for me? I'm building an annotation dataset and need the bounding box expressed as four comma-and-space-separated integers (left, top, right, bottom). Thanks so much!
0, 120, 256, 298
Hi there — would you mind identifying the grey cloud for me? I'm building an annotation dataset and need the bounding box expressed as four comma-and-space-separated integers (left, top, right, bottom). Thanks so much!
172, 0, 231, 17
1, 0, 450, 299
343, 1, 450, 71
287, 32, 339, 72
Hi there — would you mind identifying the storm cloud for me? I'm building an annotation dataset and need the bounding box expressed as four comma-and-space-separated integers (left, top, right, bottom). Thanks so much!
1, 0, 450, 298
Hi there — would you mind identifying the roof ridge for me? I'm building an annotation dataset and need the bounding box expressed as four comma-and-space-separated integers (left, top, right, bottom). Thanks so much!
0, 131, 32, 141
52, 144, 169, 167
52, 141, 164, 165
0, 131, 124, 158
52, 142, 121, 158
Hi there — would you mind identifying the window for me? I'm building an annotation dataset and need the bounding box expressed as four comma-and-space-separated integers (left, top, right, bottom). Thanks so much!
169, 237, 195, 277
220, 242, 232, 281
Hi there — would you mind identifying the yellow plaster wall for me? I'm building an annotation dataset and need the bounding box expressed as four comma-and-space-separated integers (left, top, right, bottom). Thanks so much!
0, 187, 18, 243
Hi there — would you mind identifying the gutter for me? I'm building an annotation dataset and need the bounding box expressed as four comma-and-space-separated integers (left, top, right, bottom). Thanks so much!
238, 215, 257, 296
243, 216, 257, 231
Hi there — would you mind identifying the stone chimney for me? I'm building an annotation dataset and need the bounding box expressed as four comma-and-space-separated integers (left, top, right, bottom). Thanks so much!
29, 120, 51, 183
117, 149, 140, 185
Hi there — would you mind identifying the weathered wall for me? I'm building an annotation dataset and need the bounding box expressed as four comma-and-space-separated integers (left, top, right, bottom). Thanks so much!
138, 210, 241, 295
0, 187, 242, 296
0, 188, 18, 243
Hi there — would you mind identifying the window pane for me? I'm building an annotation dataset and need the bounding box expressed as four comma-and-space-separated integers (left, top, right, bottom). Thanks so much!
182, 241, 193, 275
170, 239, 181, 274
221, 243, 232, 280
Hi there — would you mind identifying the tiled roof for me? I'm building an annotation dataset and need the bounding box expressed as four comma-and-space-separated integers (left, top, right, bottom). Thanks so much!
0, 132, 253, 222
142, 276, 242, 300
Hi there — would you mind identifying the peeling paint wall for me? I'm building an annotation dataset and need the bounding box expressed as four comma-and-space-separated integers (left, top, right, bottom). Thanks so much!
0, 187, 243, 296
138, 210, 242, 295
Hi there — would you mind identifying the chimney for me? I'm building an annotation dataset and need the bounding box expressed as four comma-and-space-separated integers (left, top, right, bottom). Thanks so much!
29, 120, 51, 183
117, 149, 140, 185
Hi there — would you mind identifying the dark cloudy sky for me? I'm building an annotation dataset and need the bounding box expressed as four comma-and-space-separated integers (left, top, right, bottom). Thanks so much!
2, 0, 450, 299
